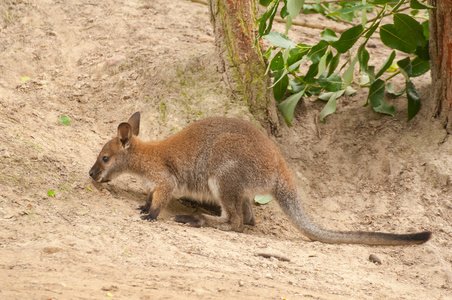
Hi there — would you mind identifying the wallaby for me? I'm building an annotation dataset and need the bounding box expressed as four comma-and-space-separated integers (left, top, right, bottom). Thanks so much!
89, 112, 432, 245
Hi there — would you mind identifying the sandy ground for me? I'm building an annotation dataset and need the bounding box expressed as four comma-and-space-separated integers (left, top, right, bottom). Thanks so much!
1, 0, 451, 299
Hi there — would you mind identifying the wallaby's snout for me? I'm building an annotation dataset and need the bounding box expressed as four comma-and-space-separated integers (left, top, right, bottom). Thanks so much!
89, 163, 101, 181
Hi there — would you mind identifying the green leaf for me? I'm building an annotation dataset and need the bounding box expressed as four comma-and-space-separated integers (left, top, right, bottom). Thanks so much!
394, 13, 425, 45
406, 80, 421, 121
415, 43, 429, 61
360, 74, 370, 86
287, 46, 309, 66
287, 0, 305, 20
387, 62, 399, 72
373, 101, 396, 116
289, 78, 306, 93
318, 90, 345, 122
270, 52, 284, 71
345, 85, 357, 96
254, 194, 273, 205
282, 47, 292, 65
318, 72, 343, 92
330, 25, 364, 53
269, 69, 288, 88
365, 21, 380, 39
263, 47, 272, 59
422, 20, 429, 40
370, 0, 398, 3
278, 90, 305, 125
20, 76, 30, 83
410, 0, 435, 9
358, 43, 370, 73
386, 82, 404, 96
368, 79, 385, 107
272, 71, 289, 101
304, 62, 319, 84
317, 53, 328, 76
307, 40, 329, 64
375, 50, 396, 78
258, 1, 279, 37
260, 0, 273, 7
318, 92, 335, 101
264, 32, 296, 49
343, 56, 358, 87
326, 4, 374, 17
397, 57, 412, 78
58, 115, 71, 126
47, 190, 55, 197
411, 56, 430, 77
280, 1, 289, 18
380, 14, 426, 54
328, 53, 340, 77
321, 28, 338, 42
380, 24, 415, 53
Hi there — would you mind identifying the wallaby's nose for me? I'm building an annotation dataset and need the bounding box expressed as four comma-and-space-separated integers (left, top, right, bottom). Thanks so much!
89, 170, 94, 178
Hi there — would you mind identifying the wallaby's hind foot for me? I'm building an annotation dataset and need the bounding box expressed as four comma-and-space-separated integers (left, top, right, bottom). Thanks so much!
173, 212, 245, 232
173, 214, 204, 227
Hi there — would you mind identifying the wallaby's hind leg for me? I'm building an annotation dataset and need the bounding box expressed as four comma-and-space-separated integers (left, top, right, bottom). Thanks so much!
243, 199, 255, 226
173, 189, 245, 232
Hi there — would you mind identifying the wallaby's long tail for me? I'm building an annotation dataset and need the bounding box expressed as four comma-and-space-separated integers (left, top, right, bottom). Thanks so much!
276, 190, 432, 245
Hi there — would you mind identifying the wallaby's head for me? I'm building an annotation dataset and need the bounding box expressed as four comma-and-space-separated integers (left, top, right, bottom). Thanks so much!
89, 112, 140, 183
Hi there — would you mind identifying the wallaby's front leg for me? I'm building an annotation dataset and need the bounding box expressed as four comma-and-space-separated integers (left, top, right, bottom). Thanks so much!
138, 190, 154, 214
140, 186, 172, 221
243, 199, 255, 226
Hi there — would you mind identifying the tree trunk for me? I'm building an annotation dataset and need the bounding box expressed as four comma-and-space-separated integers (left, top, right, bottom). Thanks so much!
430, 0, 452, 132
208, 0, 279, 133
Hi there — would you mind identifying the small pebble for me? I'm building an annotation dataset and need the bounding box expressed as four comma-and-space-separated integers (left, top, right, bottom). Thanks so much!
369, 254, 382, 265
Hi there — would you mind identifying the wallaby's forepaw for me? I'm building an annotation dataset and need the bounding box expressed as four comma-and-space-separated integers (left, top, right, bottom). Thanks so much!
140, 207, 160, 222
172, 214, 204, 227
140, 214, 157, 222
138, 204, 150, 214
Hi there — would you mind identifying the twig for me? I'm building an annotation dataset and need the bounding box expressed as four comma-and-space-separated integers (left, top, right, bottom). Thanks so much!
256, 252, 291, 262
185, 0, 346, 33
187, 0, 208, 4
274, 16, 346, 33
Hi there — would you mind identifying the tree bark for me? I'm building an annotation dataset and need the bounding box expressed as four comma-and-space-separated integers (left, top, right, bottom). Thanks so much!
430, 0, 452, 132
208, 0, 279, 133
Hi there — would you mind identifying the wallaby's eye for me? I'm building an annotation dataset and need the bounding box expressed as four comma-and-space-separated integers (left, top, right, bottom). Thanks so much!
102, 156, 110, 163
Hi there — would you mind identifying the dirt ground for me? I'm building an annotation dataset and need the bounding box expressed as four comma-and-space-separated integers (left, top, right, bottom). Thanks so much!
1, 0, 451, 299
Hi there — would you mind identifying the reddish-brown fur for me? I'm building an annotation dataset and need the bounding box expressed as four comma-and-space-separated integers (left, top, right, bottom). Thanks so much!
89, 112, 432, 245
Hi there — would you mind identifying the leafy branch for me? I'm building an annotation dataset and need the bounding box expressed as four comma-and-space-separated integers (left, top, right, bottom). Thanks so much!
258, 0, 432, 124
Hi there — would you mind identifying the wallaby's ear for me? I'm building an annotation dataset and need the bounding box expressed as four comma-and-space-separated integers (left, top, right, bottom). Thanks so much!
127, 112, 140, 136
117, 122, 133, 149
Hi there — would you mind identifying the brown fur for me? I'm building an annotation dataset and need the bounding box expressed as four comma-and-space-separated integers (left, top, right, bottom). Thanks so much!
89, 112, 432, 245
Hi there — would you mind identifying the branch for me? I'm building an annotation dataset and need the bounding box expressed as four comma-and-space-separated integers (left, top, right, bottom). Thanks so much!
186, 0, 346, 33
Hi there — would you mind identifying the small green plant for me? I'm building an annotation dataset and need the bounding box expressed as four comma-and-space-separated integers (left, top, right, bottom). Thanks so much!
20, 75, 30, 83
258, 0, 432, 124
47, 190, 55, 197
2, 9, 14, 24
159, 102, 168, 122
58, 115, 71, 126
